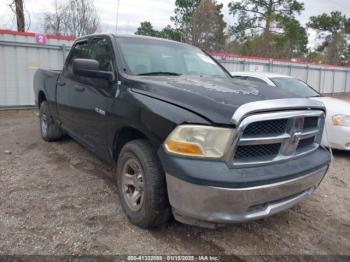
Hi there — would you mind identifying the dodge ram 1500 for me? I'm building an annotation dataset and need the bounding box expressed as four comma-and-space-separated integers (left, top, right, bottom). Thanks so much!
34, 34, 331, 228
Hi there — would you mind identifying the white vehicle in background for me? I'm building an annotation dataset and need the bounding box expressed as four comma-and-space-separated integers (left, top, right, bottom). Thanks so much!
230, 72, 350, 151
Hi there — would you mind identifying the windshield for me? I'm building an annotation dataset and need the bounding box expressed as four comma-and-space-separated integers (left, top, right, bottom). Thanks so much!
270, 77, 320, 97
116, 37, 228, 77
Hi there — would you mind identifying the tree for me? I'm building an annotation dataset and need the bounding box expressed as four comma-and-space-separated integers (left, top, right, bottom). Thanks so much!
308, 11, 346, 35
43, 0, 99, 37
228, 0, 304, 40
160, 26, 182, 42
226, 0, 307, 59
43, 0, 64, 35
171, 0, 201, 40
239, 34, 275, 57
191, 0, 226, 51
9, 0, 26, 32
275, 17, 308, 58
171, 0, 226, 48
307, 11, 350, 64
135, 21, 160, 37
232, 17, 307, 59
135, 22, 183, 42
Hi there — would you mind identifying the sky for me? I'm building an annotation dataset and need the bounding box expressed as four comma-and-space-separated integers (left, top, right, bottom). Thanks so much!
1, 0, 350, 47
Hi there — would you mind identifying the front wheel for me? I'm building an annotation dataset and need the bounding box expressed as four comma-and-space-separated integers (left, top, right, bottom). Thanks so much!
39, 101, 63, 142
116, 139, 171, 228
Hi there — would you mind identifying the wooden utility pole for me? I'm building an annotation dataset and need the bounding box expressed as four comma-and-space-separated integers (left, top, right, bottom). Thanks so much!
14, 0, 25, 32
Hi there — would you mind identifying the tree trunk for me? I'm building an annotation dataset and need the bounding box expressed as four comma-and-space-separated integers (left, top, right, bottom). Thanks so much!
264, 0, 273, 36
265, 17, 271, 35
15, 0, 25, 32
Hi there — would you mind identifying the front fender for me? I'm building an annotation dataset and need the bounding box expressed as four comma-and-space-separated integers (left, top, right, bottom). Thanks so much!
106, 90, 212, 161
131, 91, 212, 145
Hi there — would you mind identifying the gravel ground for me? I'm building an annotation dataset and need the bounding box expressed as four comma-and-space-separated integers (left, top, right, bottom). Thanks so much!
0, 110, 349, 256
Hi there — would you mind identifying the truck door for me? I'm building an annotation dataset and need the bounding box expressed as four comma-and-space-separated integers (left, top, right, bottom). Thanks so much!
56, 40, 90, 137
73, 37, 115, 151
57, 37, 115, 153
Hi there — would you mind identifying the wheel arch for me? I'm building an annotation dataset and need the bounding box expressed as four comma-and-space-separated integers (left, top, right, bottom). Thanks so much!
38, 91, 47, 108
112, 126, 152, 162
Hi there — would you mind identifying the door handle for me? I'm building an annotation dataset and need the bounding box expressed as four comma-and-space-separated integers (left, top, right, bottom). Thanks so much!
57, 81, 66, 86
74, 86, 85, 92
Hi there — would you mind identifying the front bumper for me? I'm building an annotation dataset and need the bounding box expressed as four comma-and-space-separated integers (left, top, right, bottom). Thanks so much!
158, 146, 331, 227
166, 166, 328, 225
166, 165, 328, 227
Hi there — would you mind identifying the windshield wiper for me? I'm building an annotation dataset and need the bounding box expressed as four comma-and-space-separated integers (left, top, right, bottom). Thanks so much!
137, 72, 182, 76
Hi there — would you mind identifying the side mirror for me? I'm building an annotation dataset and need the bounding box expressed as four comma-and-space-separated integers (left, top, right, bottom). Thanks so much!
72, 59, 115, 81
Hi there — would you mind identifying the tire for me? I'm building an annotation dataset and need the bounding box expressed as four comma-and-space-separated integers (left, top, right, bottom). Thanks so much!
39, 101, 63, 142
116, 139, 171, 228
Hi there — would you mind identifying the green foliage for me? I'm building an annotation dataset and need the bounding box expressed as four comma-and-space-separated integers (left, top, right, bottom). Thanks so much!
239, 34, 277, 57
275, 17, 308, 57
228, 0, 304, 40
170, 0, 225, 49
135, 21, 160, 37
307, 11, 350, 64
135, 21, 182, 42
134, 1, 348, 65
227, 0, 306, 59
191, 0, 226, 51
340, 45, 350, 66
240, 38, 254, 56
135, 0, 227, 51
307, 51, 327, 64
232, 18, 307, 59
160, 26, 182, 42
307, 11, 346, 35
345, 18, 350, 34
213, 2, 226, 50
171, 0, 201, 32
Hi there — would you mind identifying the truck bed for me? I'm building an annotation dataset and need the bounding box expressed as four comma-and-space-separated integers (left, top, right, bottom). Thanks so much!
33, 69, 62, 107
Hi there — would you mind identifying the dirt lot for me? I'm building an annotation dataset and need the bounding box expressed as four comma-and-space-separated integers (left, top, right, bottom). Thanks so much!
0, 110, 349, 256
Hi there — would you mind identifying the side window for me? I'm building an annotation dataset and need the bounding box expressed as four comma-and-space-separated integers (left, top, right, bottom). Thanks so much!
64, 41, 90, 75
89, 38, 113, 72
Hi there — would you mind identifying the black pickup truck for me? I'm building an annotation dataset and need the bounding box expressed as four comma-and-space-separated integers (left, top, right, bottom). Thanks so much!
34, 34, 331, 228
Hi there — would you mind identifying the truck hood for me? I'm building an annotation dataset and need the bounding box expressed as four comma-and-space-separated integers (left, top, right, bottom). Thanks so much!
128, 75, 297, 125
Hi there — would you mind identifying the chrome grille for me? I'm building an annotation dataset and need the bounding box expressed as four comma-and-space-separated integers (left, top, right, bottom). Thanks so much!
231, 110, 325, 167
243, 119, 288, 137
303, 117, 319, 131
235, 143, 282, 160
297, 137, 315, 151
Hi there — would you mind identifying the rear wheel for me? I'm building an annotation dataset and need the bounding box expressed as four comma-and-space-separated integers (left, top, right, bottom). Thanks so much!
39, 101, 63, 141
116, 139, 171, 228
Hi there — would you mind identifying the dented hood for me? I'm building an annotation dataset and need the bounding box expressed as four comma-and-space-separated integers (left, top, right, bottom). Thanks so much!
128, 75, 298, 125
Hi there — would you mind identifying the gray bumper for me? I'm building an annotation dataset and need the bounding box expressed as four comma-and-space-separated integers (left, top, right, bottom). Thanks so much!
166, 165, 328, 227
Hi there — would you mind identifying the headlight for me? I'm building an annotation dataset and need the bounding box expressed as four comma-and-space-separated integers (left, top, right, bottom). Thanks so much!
332, 114, 350, 127
164, 125, 235, 159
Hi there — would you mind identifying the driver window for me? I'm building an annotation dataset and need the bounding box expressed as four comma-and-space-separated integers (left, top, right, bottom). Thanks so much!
64, 41, 90, 76
89, 38, 113, 72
